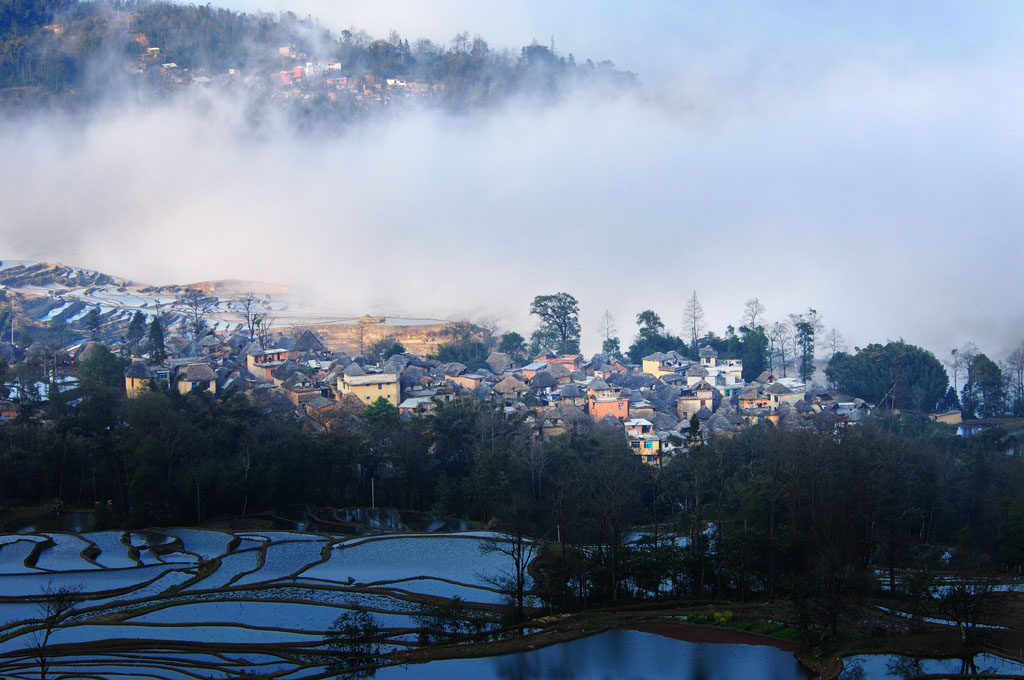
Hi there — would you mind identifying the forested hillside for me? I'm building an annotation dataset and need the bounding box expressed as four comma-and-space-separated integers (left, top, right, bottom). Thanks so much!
0, 0, 638, 110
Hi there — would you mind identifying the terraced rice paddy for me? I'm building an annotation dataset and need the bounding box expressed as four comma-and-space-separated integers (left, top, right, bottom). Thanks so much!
0, 520, 521, 679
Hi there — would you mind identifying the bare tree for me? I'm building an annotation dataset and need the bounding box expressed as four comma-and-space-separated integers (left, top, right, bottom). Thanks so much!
598, 309, 618, 342
769, 321, 792, 377
946, 350, 963, 393
356, 323, 368, 358
255, 313, 276, 350
742, 298, 766, 329
1007, 340, 1024, 413
787, 325, 802, 379
682, 290, 705, 353
931, 567, 996, 645
479, 531, 540, 624
822, 327, 847, 360
948, 341, 979, 393
451, 31, 471, 53
476, 315, 501, 346
31, 584, 81, 680
804, 308, 825, 337
786, 310, 823, 383
232, 292, 267, 341
179, 288, 216, 340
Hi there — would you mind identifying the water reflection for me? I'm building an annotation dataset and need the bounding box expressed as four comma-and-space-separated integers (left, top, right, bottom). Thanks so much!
16, 511, 92, 533
885, 656, 924, 678
267, 505, 477, 535
841, 653, 1023, 679
374, 630, 815, 680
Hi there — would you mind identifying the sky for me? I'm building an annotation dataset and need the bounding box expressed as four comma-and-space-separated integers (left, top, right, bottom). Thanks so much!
2, 1, 1023, 361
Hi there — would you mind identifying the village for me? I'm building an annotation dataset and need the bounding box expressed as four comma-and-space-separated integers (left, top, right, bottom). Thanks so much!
138, 43, 446, 110
2, 261, 987, 467
2, 317, 877, 468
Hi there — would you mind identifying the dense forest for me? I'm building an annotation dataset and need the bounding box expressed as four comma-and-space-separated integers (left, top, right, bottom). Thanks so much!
0, 0, 637, 110
1, 343, 1022, 638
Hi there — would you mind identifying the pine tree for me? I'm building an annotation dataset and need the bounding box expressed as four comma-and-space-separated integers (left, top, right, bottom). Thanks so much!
148, 317, 166, 363
127, 311, 146, 342
84, 307, 101, 339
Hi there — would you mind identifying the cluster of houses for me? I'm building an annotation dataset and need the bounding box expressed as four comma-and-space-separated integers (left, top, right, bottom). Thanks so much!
130, 38, 443, 109
110, 330, 872, 467
277, 63, 444, 106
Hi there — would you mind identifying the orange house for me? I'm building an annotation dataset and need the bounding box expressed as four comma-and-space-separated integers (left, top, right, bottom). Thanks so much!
447, 373, 487, 390
247, 348, 291, 382
591, 395, 629, 422
739, 392, 772, 410
546, 354, 583, 372
0, 401, 18, 420
588, 378, 628, 422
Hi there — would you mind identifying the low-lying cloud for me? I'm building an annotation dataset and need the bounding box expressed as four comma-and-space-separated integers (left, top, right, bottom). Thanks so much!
3, 4, 1024, 362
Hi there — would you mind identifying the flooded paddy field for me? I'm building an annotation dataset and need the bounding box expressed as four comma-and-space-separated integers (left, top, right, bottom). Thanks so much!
2, 512, 1022, 679
0, 520, 524, 679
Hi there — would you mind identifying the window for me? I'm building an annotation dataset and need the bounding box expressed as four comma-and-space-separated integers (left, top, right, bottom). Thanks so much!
644, 441, 653, 449
618, 403, 624, 410
377, 384, 382, 390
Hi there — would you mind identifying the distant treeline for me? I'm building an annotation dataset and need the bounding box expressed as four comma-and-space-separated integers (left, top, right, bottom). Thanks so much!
0, 0, 638, 108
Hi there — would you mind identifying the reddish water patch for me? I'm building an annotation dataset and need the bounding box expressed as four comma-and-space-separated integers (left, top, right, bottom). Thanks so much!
620, 622, 799, 652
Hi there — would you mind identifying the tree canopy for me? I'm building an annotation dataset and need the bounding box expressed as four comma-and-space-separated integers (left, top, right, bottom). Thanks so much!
739, 325, 768, 381
826, 341, 948, 411
529, 292, 580, 355
498, 332, 528, 365
126, 311, 146, 342
78, 343, 125, 390
627, 309, 685, 363
962, 353, 1005, 419
431, 323, 488, 370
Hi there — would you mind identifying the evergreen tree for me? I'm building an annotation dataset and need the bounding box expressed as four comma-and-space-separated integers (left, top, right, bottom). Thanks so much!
529, 292, 581, 355
740, 325, 768, 382
498, 332, 528, 364
937, 386, 961, 413
962, 353, 1005, 418
791, 316, 816, 383
147, 317, 166, 363
363, 396, 399, 431
83, 307, 100, 338
127, 311, 146, 342
628, 309, 686, 362
826, 341, 948, 411
79, 344, 125, 390
602, 337, 622, 359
